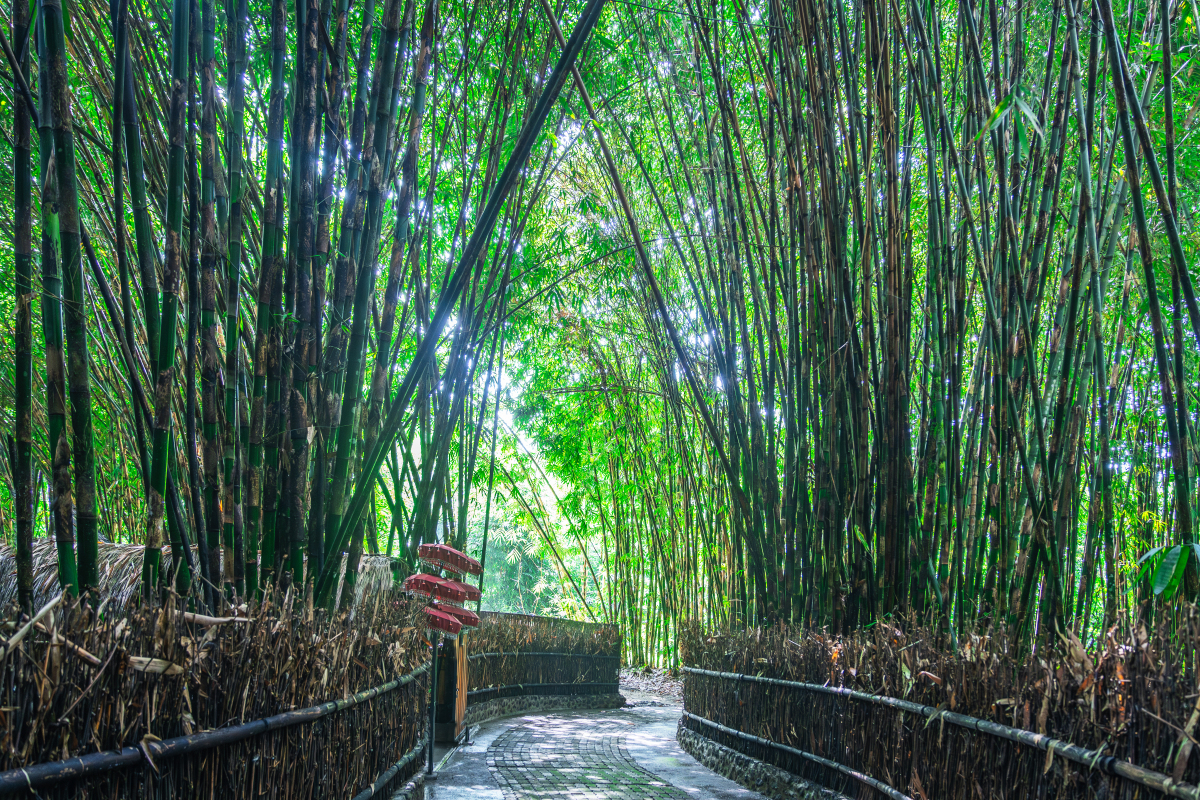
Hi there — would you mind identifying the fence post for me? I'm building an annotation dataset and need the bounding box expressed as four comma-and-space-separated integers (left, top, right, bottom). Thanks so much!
427, 636, 439, 774
455, 634, 468, 741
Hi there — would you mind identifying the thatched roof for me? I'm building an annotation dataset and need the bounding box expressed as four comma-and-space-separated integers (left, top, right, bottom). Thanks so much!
0, 538, 396, 613
344, 552, 396, 608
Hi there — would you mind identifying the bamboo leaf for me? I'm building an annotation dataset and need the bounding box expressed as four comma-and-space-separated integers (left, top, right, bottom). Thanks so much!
1011, 94, 1044, 140
971, 93, 1014, 144
1137, 545, 1166, 566
1152, 546, 1184, 596
854, 528, 870, 551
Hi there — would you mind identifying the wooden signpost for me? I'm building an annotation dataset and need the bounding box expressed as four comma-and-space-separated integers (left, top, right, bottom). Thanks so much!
407, 543, 483, 773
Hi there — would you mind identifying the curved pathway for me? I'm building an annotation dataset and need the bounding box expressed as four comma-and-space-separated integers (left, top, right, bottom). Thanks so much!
427, 691, 763, 800
488, 714, 686, 799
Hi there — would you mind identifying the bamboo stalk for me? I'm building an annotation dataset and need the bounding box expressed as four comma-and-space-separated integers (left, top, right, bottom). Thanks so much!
319, 0, 610, 607
12, 0, 34, 616
226, 0, 250, 598
44, 0, 100, 594
144, 0, 192, 597
36, 6, 76, 596
200, 0, 225, 593
248, 0, 287, 592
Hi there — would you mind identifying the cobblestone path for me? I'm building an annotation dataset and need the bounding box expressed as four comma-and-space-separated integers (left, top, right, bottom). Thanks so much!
487, 715, 688, 800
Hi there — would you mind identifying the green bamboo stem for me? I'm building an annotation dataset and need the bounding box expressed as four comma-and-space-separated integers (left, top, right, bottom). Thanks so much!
286, 0, 321, 587
44, 0, 99, 594
248, 0, 287, 592
35, 8, 75, 595
226, 0, 251, 598
200, 0, 225, 592
144, 0, 191, 597
110, 0, 150, 484
13, 0, 34, 614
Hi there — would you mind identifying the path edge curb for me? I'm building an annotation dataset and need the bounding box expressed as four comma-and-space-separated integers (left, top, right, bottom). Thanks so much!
386, 773, 424, 800
464, 691, 626, 727
676, 724, 850, 800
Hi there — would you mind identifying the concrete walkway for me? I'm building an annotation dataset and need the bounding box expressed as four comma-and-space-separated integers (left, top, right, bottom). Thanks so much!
425, 690, 764, 800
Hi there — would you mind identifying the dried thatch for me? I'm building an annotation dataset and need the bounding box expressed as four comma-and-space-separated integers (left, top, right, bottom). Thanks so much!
347, 554, 397, 609
0, 546, 625, 798
0, 539, 397, 614
0, 539, 175, 613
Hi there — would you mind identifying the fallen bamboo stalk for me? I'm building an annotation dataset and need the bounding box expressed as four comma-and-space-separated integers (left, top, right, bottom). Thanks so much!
0, 595, 63, 663
683, 666, 1200, 800
181, 612, 252, 627
0, 661, 431, 794
127, 656, 184, 676
33, 622, 102, 666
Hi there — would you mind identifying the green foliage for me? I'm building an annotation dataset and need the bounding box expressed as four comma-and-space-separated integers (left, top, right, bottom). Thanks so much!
0, 0, 1197, 661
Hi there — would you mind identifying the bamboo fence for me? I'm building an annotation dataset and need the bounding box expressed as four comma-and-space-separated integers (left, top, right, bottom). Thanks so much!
682, 618, 1200, 799
466, 612, 621, 701
0, 589, 428, 798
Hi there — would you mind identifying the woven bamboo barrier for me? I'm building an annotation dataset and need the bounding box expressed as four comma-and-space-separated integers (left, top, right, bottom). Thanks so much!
466, 612, 620, 701
0, 589, 428, 798
682, 619, 1200, 799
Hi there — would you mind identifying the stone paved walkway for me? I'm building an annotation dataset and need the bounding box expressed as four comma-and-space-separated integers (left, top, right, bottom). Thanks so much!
425, 691, 763, 800
487, 715, 687, 799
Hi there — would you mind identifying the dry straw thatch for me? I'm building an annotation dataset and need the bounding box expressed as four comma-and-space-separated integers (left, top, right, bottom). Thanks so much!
0, 539, 173, 613
682, 618, 1200, 799
0, 589, 428, 798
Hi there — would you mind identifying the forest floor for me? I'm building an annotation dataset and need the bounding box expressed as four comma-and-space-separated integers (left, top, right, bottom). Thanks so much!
619, 667, 684, 700
425, 676, 759, 799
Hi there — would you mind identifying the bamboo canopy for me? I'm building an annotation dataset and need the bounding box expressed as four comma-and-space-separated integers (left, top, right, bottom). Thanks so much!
0, 0, 1195, 665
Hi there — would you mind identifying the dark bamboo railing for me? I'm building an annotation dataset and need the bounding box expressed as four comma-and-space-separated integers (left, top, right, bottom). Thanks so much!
683, 666, 1200, 800
681, 709, 911, 800
464, 612, 621, 706
350, 733, 429, 800
0, 662, 430, 796
0, 594, 430, 799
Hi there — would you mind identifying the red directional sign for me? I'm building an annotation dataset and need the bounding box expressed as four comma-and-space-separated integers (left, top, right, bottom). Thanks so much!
417, 543, 483, 576
402, 573, 469, 604
441, 578, 481, 604
423, 606, 463, 638
436, 603, 480, 629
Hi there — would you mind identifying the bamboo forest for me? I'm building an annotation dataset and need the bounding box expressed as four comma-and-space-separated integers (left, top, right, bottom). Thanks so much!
2, 0, 1200, 664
